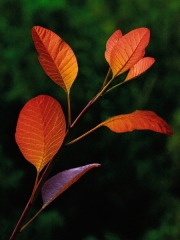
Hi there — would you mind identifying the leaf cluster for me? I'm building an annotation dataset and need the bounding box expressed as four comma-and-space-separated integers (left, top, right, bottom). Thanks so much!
10, 26, 172, 239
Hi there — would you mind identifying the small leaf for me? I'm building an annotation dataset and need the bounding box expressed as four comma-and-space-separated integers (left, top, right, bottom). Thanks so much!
99, 110, 173, 135
105, 30, 123, 64
125, 57, 155, 81
15, 95, 66, 172
41, 163, 100, 208
108, 28, 150, 77
32, 26, 78, 93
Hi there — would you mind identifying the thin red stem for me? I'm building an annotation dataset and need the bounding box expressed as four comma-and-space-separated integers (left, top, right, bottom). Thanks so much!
67, 92, 71, 128
71, 78, 115, 129
10, 198, 32, 240
70, 99, 93, 128
102, 67, 111, 88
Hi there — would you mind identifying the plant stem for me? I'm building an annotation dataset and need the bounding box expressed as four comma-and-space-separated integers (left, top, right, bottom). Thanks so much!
10, 198, 32, 240
102, 81, 124, 96
66, 124, 100, 145
90, 76, 114, 104
102, 67, 111, 88
70, 76, 115, 128
10, 150, 62, 239
70, 99, 93, 128
20, 208, 43, 233
9, 172, 41, 240
30, 173, 39, 201
67, 92, 71, 127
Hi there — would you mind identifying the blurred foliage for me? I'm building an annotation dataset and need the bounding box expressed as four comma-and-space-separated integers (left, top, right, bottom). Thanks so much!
0, 0, 180, 239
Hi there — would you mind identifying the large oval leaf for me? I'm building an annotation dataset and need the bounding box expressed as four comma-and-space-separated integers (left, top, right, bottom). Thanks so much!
100, 110, 172, 135
105, 30, 123, 64
125, 57, 155, 81
109, 28, 150, 77
32, 26, 78, 93
41, 163, 100, 208
15, 95, 66, 172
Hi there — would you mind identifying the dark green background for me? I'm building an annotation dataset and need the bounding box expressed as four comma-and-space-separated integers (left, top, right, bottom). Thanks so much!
1, 0, 180, 239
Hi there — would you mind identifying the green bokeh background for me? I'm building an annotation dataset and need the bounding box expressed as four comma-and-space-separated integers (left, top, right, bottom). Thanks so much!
1, 0, 180, 239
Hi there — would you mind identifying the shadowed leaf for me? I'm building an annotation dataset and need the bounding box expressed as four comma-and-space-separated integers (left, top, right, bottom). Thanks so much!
105, 30, 123, 64
107, 28, 150, 77
100, 110, 172, 135
125, 57, 155, 81
42, 164, 101, 208
32, 26, 78, 93
15, 95, 66, 172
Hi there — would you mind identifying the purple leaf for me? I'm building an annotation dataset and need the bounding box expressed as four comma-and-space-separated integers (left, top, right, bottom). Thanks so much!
41, 163, 101, 207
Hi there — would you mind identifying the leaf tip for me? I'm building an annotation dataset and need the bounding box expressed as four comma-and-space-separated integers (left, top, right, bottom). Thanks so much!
166, 126, 173, 136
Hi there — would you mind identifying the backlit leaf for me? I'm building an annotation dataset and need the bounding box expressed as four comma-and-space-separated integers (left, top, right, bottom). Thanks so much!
15, 95, 66, 172
32, 26, 78, 93
125, 57, 155, 81
105, 30, 123, 64
108, 28, 150, 77
99, 110, 172, 135
41, 163, 100, 208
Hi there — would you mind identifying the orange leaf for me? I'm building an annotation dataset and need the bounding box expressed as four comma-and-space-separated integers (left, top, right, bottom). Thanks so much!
125, 57, 155, 81
99, 110, 172, 135
32, 26, 78, 93
105, 30, 123, 64
15, 95, 66, 172
66, 110, 172, 146
108, 28, 150, 77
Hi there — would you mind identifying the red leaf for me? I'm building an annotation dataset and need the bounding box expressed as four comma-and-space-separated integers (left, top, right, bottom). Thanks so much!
41, 163, 100, 208
99, 110, 172, 135
32, 26, 78, 93
105, 30, 123, 64
107, 28, 150, 77
125, 57, 155, 81
15, 95, 66, 172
